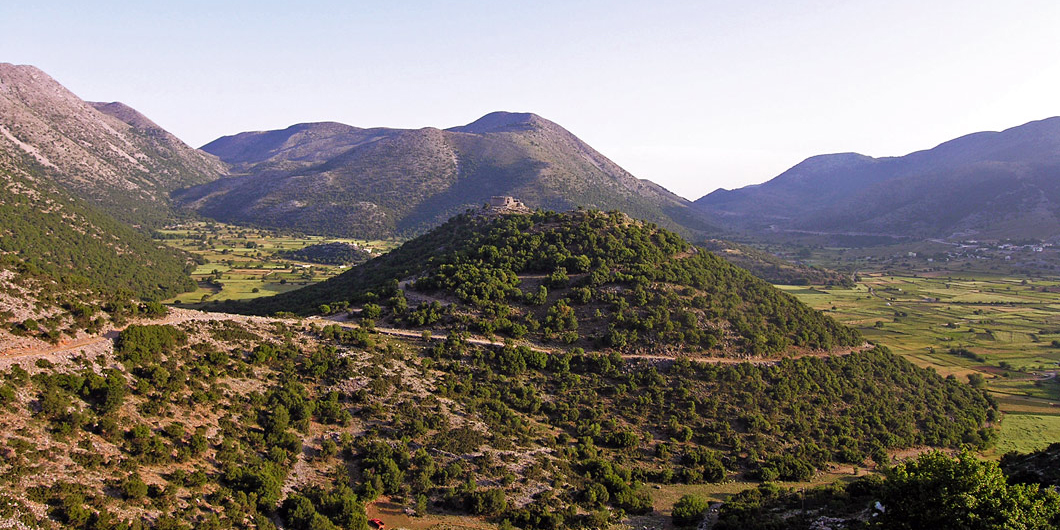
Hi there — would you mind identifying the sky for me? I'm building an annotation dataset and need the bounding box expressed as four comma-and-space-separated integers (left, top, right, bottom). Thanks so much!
2, 0, 1059, 200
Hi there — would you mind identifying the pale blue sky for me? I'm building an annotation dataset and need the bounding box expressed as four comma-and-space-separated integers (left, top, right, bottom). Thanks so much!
3, 1, 1059, 199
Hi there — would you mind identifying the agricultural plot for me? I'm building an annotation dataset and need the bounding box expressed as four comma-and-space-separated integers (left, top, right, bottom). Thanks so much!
780, 273, 1060, 453
155, 222, 399, 304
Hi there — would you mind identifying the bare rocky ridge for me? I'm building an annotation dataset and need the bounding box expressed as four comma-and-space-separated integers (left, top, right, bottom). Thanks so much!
0, 63, 226, 225
178, 111, 714, 238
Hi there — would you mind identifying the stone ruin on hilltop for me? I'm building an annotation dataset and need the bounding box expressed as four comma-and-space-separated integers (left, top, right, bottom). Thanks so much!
481, 196, 531, 214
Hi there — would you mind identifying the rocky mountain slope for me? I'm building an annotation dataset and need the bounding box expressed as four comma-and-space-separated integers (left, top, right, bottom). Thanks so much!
177, 112, 712, 238
695, 117, 1060, 241
0, 63, 226, 225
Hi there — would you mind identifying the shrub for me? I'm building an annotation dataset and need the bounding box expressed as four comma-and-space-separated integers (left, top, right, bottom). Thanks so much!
672, 494, 710, 527
121, 473, 148, 500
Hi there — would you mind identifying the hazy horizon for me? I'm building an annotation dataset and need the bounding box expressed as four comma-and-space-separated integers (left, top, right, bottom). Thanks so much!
4, 0, 1059, 200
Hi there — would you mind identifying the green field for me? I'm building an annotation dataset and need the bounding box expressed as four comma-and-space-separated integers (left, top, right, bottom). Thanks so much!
155, 222, 400, 305
781, 273, 1060, 453
992, 414, 1060, 454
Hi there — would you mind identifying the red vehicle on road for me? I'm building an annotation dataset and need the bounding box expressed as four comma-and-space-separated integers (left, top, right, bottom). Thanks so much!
369, 519, 385, 530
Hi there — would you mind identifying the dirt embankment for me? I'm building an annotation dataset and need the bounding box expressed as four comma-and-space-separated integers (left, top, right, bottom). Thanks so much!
0, 308, 286, 369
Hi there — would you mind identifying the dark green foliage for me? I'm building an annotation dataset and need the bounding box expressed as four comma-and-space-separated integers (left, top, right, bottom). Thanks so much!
276, 242, 372, 265
672, 494, 710, 527
681, 447, 726, 482
755, 454, 814, 482
115, 325, 187, 366
120, 473, 148, 500
435, 426, 484, 454
0, 167, 195, 303
468, 488, 508, 515
875, 450, 1060, 529
1002, 442, 1060, 487
0, 383, 15, 408
717, 450, 1060, 530
714, 481, 865, 530
948, 347, 986, 363
31, 482, 150, 530
282, 485, 367, 530
441, 344, 994, 482
233, 210, 860, 357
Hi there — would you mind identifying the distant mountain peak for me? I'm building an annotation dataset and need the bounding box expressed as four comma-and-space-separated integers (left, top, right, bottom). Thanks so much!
447, 111, 548, 134
694, 116, 1060, 240
185, 111, 713, 239
0, 62, 48, 78
89, 101, 163, 131
796, 152, 876, 167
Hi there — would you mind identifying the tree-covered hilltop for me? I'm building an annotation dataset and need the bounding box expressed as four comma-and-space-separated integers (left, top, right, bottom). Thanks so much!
0, 164, 196, 309
274, 242, 373, 266
0, 317, 997, 530
230, 210, 861, 357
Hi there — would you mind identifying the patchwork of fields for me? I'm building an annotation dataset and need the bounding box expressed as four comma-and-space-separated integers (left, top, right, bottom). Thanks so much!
156, 223, 399, 304
781, 273, 1060, 454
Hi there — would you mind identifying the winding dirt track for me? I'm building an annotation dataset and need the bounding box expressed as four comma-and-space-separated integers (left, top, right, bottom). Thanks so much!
319, 315, 865, 365
0, 332, 111, 358
0, 309, 865, 368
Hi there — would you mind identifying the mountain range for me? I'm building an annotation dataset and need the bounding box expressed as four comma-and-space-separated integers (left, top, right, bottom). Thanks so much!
11, 60, 1060, 246
5, 59, 1060, 323
176, 112, 713, 238
695, 117, 1060, 241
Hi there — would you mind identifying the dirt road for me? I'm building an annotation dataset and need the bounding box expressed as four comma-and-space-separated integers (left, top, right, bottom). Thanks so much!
1, 309, 865, 369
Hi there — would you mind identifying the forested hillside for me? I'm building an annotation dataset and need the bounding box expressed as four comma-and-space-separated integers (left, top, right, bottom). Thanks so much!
275, 242, 372, 266
227, 210, 860, 357
0, 167, 194, 302
0, 315, 997, 530
700, 239, 853, 286
0, 151, 196, 347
